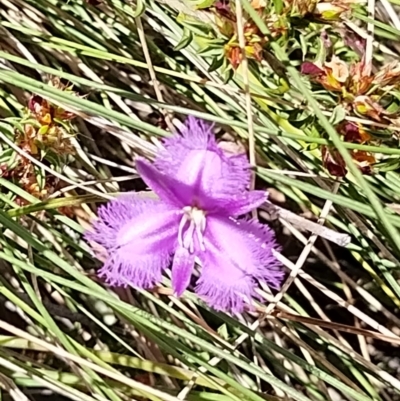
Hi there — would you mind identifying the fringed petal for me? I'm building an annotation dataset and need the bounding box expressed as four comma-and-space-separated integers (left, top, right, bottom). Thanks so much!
98, 249, 171, 288
136, 158, 194, 207
85, 195, 180, 288
154, 117, 251, 200
171, 246, 195, 296
196, 216, 283, 314
216, 190, 268, 217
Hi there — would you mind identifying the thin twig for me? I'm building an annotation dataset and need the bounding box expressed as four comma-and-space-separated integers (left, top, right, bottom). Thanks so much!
235, 0, 256, 199
271, 319, 363, 393
260, 204, 351, 247
364, 0, 375, 75
275, 312, 400, 345
264, 182, 340, 315
379, 0, 400, 29
136, 16, 174, 131
284, 223, 400, 327
271, 252, 400, 339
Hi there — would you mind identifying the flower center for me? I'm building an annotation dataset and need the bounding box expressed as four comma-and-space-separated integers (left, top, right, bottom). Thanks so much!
178, 206, 207, 253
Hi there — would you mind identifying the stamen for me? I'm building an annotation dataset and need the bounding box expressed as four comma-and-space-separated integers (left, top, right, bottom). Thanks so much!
177, 206, 207, 254
184, 221, 195, 252
195, 224, 206, 251
177, 214, 189, 247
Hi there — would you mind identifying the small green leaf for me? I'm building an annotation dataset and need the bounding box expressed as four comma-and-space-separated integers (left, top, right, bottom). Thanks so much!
380, 258, 398, 269
133, 0, 146, 18
315, 35, 327, 65
0, 121, 18, 139
45, 150, 61, 169
222, 67, 234, 83
217, 324, 229, 340
298, 36, 307, 61
197, 45, 224, 57
0, 148, 13, 162
177, 13, 213, 37
329, 105, 346, 126
273, 0, 284, 14
370, 129, 393, 139
264, 51, 288, 80
375, 158, 400, 172
193, 0, 215, 9
34, 165, 46, 191
7, 151, 19, 170
38, 125, 49, 136
208, 55, 224, 72
174, 28, 193, 51
386, 100, 400, 114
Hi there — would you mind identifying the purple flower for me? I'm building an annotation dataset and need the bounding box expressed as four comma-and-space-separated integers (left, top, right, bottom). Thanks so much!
86, 117, 283, 314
